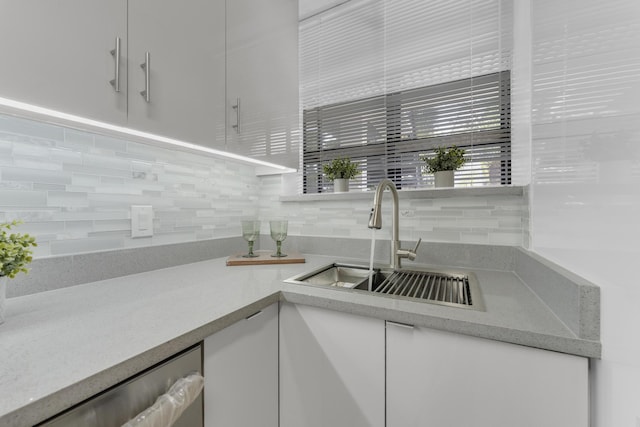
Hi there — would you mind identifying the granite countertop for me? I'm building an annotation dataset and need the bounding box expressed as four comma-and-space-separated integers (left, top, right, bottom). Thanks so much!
0, 253, 600, 426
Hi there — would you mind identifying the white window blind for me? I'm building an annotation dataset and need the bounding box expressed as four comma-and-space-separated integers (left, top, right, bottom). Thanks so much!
300, 0, 513, 193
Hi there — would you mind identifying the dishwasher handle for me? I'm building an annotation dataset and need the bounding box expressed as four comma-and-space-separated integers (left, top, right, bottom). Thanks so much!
122, 372, 204, 427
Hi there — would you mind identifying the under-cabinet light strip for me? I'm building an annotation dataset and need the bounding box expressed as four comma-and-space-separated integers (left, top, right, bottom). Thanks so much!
0, 96, 297, 173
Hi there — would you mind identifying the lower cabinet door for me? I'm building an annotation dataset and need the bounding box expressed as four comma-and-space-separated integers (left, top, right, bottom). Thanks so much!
386, 322, 589, 427
279, 303, 385, 427
203, 303, 278, 427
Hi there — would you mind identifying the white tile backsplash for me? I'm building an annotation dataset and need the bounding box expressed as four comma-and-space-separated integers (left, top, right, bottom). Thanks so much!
258, 176, 525, 245
0, 114, 261, 257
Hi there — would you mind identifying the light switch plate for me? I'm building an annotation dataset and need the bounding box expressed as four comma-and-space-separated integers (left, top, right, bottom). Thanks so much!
131, 205, 153, 238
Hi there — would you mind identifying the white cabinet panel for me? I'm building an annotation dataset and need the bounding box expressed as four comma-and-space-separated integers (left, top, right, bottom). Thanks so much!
386, 322, 589, 427
279, 303, 385, 427
203, 303, 278, 427
226, 0, 299, 168
1, 0, 294, 164
128, 0, 226, 148
0, 0, 127, 123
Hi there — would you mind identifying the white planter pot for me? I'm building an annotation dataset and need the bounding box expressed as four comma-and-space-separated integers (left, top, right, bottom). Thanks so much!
0, 276, 6, 325
434, 170, 454, 188
334, 179, 349, 193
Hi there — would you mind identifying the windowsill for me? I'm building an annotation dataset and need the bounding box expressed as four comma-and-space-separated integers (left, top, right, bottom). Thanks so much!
279, 185, 525, 202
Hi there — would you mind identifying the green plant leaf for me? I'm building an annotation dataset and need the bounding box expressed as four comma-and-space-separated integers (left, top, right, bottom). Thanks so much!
322, 157, 361, 181
423, 145, 467, 173
0, 220, 37, 279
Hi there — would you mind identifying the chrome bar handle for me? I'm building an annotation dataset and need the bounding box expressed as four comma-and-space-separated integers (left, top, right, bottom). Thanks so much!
109, 37, 121, 92
140, 52, 150, 103
232, 98, 240, 134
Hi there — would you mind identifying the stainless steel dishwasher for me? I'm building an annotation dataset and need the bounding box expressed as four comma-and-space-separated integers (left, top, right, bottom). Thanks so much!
39, 345, 204, 427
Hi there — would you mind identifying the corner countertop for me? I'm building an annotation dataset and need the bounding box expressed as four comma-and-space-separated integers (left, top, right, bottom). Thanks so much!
0, 254, 600, 426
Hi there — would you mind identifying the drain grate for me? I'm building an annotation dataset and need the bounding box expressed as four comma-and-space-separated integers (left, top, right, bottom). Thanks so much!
373, 270, 473, 306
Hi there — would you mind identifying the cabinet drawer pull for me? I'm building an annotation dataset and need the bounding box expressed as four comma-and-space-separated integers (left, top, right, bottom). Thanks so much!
387, 320, 414, 329
245, 310, 262, 320
109, 37, 121, 92
140, 52, 151, 103
232, 98, 240, 134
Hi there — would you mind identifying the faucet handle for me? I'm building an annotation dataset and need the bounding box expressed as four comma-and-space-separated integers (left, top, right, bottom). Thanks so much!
412, 238, 422, 254
397, 238, 422, 262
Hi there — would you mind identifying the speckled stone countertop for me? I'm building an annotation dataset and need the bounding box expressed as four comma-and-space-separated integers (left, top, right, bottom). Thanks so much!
0, 254, 601, 426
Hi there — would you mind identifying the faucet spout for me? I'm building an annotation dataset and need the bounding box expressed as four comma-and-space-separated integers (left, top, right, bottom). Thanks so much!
369, 179, 401, 269
368, 179, 417, 269
368, 179, 398, 232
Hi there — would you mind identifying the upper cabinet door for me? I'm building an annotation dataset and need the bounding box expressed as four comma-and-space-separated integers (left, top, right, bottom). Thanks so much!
127, 0, 226, 149
0, 0, 127, 123
226, 0, 299, 169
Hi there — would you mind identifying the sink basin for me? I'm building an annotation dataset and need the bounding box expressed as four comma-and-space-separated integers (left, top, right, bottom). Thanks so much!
285, 263, 484, 311
285, 263, 376, 289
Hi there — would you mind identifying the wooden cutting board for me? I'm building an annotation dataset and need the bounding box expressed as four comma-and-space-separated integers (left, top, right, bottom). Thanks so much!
226, 250, 306, 266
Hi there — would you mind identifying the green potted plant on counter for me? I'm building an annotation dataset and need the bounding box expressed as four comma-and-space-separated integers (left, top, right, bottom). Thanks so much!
323, 157, 361, 193
423, 145, 466, 188
0, 220, 37, 324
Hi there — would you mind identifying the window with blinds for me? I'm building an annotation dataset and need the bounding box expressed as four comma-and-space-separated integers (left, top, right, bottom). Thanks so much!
300, 0, 513, 193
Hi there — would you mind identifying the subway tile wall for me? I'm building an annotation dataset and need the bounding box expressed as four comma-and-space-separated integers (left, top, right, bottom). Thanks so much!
0, 114, 261, 257
258, 176, 526, 246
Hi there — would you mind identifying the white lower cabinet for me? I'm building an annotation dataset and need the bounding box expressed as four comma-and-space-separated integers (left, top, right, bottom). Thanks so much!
386, 321, 589, 427
203, 303, 278, 427
203, 303, 588, 427
279, 302, 385, 427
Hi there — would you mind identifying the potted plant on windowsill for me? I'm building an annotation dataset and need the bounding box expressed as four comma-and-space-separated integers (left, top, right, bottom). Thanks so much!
423, 145, 466, 188
323, 157, 361, 193
0, 221, 37, 324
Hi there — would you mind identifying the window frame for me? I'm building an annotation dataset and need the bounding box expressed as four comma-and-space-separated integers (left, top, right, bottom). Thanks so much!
302, 71, 512, 194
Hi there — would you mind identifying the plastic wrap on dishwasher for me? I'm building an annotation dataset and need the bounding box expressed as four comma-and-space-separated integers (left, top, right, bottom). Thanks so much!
121, 372, 204, 427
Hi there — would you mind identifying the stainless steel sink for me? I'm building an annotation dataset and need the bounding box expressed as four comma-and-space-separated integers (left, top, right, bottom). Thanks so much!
285, 263, 375, 289
285, 263, 484, 311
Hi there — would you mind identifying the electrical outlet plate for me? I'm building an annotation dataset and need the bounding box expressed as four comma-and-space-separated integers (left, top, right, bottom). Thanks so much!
131, 205, 153, 238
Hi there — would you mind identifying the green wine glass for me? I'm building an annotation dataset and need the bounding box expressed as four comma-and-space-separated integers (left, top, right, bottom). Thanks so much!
269, 220, 288, 258
241, 220, 261, 258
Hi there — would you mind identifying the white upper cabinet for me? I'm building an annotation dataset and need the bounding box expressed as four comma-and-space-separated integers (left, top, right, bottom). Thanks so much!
1, 0, 298, 167
226, 0, 299, 169
0, 0, 128, 124
127, 0, 226, 148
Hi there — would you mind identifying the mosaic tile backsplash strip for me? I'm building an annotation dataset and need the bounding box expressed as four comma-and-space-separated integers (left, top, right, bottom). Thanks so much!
0, 114, 261, 257
258, 176, 526, 246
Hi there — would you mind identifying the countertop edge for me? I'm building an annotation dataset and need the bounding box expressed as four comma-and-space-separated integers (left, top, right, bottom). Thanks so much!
279, 290, 601, 359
